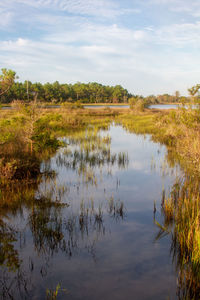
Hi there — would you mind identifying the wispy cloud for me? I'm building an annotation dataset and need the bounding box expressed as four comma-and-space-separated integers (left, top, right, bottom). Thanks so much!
154, 22, 200, 47
0, 0, 200, 95
0, 3, 14, 28
4, 0, 140, 18
0, 12, 13, 28
1, 17, 199, 95
149, 0, 200, 17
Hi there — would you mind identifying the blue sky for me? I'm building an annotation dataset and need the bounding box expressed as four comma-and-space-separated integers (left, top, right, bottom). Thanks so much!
0, 0, 200, 95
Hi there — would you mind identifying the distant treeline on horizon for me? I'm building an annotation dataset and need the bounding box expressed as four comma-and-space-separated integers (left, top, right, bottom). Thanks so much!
0, 80, 188, 104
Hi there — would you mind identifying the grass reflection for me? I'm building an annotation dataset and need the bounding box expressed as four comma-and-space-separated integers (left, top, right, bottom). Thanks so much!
0, 124, 127, 299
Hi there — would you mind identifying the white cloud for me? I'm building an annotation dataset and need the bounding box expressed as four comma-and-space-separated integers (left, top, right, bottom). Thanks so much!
16, 38, 28, 46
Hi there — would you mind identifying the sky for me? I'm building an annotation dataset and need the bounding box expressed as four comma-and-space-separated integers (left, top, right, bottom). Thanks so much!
0, 0, 200, 96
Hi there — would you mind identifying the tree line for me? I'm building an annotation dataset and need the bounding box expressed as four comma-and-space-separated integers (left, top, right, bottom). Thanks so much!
0, 80, 131, 104
0, 68, 191, 104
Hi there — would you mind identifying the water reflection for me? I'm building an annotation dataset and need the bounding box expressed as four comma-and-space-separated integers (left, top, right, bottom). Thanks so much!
1, 124, 193, 299
0, 219, 20, 272
0, 192, 125, 299
0, 126, 128, 299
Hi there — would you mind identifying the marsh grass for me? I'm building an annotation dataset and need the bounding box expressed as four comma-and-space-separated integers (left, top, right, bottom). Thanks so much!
155, 177, 200, 299
153, 108, 200, 174
46, 283, 68, 300
55, 127, 129, 187
116, 113, 157, 135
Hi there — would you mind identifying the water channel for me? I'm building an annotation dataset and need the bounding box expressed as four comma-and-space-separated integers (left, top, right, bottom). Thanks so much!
84, 104, 179, 109
0, 124, 186, 299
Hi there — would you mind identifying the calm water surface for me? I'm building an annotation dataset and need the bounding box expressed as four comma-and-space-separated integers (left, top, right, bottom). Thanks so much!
149, 104, 178, 109
0, 125, 182, 299
84, 104, 179, 109
84, 105, 129, 109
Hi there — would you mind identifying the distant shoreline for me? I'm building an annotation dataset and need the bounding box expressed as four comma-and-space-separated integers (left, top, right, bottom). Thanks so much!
0, 102, 188, 108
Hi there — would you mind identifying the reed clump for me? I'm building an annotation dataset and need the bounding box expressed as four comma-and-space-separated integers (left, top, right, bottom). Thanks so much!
156, 177, 200, 299
61, 100, 83, 110
129, 97, 150, 111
